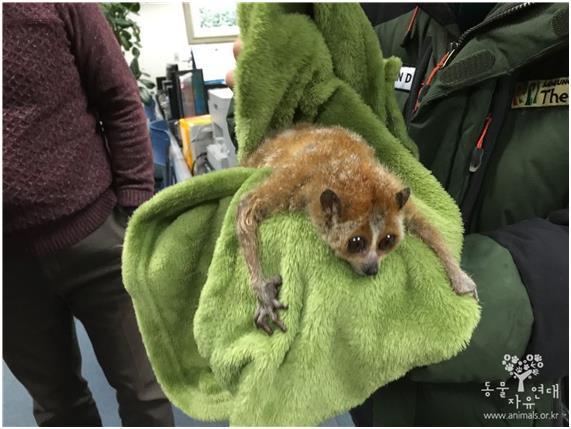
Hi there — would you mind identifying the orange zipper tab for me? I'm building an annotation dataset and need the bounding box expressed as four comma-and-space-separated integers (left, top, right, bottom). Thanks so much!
402, 6, 420, 45
476, 115, 493, 149
425, 51, 451, 87
469, 114, 493, 172
406, 6, 420, 35
412, 51, 450, 114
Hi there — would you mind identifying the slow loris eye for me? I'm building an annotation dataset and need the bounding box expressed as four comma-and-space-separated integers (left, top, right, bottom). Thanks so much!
347, 236, 368, 253
378, 234, 396, 251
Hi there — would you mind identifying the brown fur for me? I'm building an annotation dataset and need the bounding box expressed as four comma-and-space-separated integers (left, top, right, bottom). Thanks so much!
237, 124, 477, 334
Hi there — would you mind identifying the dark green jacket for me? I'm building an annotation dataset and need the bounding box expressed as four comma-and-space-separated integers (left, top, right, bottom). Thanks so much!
353, 3, 569, 426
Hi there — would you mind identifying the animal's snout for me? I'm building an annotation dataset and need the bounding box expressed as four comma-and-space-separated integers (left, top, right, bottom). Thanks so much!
362, 263, 378, 276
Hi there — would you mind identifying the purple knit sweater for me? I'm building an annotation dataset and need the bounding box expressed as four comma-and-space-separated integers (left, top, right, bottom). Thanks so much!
3, 3, 154, 255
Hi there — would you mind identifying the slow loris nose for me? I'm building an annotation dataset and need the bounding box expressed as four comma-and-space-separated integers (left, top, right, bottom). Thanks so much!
362, 262, 378, 276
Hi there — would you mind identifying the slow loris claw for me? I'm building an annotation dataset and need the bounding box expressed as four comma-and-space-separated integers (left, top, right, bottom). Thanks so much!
451, 270, 479, 301
254, 275, 288, 335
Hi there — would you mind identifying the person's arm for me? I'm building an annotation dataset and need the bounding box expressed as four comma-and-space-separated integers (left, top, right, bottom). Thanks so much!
58, 3, 154, 210
410, 210, 569, 382
484, 209, 569, 380
365, 3, 568, 382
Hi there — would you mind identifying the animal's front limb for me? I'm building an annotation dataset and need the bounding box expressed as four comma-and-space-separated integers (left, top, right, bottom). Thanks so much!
236, 187, 289, 334
405, 205, 478, 300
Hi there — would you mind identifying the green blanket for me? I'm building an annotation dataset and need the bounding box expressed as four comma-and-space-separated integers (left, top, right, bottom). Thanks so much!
123, 3, 480, 426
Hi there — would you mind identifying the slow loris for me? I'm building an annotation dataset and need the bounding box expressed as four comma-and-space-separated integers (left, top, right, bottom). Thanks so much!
236, 124, 477, 335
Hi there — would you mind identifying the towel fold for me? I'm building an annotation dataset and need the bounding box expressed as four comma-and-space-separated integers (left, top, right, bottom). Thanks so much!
123, 3, 480, 426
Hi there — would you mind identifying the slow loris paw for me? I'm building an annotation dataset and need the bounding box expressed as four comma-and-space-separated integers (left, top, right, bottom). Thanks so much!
451, 270, 479, 301
254, 275, 288, 335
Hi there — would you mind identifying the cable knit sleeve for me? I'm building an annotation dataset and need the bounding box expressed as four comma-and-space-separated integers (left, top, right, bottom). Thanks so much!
58, 3, 154, 208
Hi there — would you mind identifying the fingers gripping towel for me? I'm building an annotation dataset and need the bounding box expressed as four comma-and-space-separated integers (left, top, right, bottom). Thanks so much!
123, 3, 481, 426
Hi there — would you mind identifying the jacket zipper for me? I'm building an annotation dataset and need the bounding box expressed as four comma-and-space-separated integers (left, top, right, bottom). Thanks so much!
442, 3, 536, 68
413, 3, 536, 113
469, 114, 493, 173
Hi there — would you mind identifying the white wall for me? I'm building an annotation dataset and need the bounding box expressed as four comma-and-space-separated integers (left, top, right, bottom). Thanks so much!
134, 3, 235, 84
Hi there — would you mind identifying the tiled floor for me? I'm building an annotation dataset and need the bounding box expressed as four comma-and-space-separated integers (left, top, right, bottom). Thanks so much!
3, 320, 354, 427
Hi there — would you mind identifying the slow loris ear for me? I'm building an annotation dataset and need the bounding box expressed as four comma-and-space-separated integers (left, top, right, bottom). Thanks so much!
395, 187, 411, 209
320, 189, 342, 225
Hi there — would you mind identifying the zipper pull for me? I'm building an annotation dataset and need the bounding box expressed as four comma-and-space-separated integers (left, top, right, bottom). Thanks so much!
469, 114, 493, 173
413, 51, 450, 114
401, 6, 420, 47
442, 42, 459, 68
413, 45, 457, 114
412, 80, 425, 113
448, 41, 459, 51
469, 148, 484, 173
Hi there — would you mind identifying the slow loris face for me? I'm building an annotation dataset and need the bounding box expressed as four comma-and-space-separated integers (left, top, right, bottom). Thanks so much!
318, 187, 410, 276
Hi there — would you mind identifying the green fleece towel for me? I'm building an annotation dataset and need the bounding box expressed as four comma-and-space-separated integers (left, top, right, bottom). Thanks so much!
123, 3, 480, 426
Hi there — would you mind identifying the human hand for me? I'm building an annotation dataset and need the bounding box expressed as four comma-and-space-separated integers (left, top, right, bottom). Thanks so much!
225, 38, 243, 89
